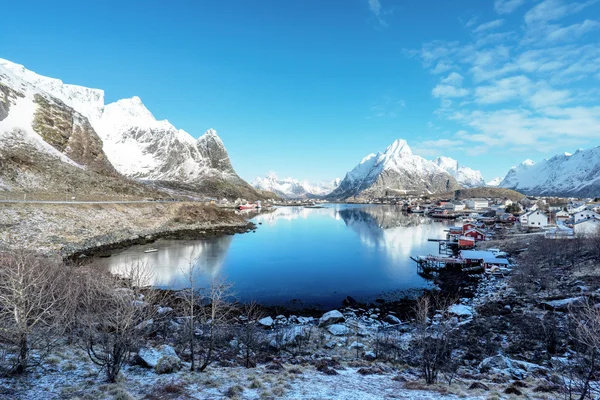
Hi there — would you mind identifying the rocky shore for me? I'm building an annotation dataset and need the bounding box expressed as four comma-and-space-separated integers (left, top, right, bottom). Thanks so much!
0, 202, 254, 257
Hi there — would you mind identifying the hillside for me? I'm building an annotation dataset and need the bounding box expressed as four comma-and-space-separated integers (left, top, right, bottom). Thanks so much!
435, 187, 526, 202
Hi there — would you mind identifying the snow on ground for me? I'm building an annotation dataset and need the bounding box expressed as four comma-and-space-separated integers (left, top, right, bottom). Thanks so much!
0, 344, 483, 400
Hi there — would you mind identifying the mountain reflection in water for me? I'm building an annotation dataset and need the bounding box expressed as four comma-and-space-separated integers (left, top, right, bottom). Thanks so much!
91, 205, 450, 308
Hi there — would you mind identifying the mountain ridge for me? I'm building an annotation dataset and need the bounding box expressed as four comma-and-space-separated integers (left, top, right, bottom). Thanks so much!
328, 139, 461, 199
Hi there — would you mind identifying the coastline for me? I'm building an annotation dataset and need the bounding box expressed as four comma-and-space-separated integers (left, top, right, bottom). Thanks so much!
0, 201, 255, 257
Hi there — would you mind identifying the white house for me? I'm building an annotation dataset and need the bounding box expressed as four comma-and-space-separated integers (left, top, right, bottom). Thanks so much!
568, 203, 587, 214
466, 198, 489, 210
574, 210, 600, 223
555, 210, 570, 220
520, 210, 548, 228
573, 218, 600, 236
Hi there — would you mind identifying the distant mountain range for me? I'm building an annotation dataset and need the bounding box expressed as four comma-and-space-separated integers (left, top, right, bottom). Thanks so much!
252, 175, 341, 199
2, 57, 597, 200
499, 148, 600, 197
0, 58, 263, 200
432, 156, 485, 188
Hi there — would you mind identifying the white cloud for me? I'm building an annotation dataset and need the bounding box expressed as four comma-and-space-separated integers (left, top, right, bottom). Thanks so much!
432, 85, 469, 98
474, 75, 532, 104
409, 0, 600, 156
524, 0, 597, 25
368, 0, 381, 16
529, 87, 571, 108
494, 0, 526, 14
432, 61, 454, 74
441, 72, 464, 85
473, 19, 505, 33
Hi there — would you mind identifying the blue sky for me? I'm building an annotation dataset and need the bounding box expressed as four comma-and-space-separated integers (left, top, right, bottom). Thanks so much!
1, 0, 599, 183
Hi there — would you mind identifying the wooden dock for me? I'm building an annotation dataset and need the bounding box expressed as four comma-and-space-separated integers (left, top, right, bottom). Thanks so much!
411, 254, 467, 274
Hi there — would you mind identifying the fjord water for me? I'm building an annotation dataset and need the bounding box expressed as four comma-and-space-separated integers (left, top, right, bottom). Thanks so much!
93, 205, 450, 309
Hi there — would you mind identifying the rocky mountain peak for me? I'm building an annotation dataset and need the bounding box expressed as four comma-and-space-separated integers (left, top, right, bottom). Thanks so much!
383, 139, 412, 157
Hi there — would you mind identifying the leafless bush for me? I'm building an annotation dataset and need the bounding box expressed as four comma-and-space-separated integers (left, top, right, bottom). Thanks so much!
560, 299, 600, 400
178, 259, 235, 373
237, 302, 266, 367
408, 295, 460, 385
0, 250, 73, 375
374, 327, 403, 362
79, 262, 159, 382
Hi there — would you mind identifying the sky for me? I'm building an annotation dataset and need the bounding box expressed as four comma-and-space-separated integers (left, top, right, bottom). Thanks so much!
1, 0, 599, 183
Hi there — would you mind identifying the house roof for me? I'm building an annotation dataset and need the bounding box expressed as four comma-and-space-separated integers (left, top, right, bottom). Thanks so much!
574, 217, 600, 225
460, 250, 511, 265
464, 228, 486, 235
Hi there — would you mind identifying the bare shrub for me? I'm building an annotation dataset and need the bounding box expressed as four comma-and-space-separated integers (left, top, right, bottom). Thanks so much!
178, 259, 234, 372
0, 250, 72, 375
238, 302, 266, 368
408, 295, 460, 385
79, 262, 159, 382
560, 299, 600, 400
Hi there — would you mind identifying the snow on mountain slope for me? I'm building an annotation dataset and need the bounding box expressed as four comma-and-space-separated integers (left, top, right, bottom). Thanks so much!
0, 58, 104, 122
0, 58, 253, 193
486, 177, 503, 187
0, 62, 115, 174
329, 139, 460, 199
499, 149, 600, 197
433, 156, 485, 188
252, 174, 341, 198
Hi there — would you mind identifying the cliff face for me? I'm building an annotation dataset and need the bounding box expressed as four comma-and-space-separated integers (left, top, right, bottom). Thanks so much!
32, 94, 117, 175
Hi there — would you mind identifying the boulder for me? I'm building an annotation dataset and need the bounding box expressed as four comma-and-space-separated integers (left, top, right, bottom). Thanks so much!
327, 324, 349, 336
319, 310, 345, 327
448, 304, 474, 318
348, 341, 365, 349
258, 316, 274, 328
364, 351, 376, 361
383, 315, 401, 325
155, 355, 181, 374
343, 296, 358, 307
479, 354, 546, 379
137, 345, 181, 374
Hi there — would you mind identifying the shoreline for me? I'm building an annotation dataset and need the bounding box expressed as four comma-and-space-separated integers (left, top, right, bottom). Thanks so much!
65, 221, 256, 261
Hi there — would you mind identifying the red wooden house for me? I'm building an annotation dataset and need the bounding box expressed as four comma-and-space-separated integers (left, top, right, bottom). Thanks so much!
463, 228, 487, 241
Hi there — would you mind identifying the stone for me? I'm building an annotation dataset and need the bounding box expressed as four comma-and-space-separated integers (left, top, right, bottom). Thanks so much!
327, 324, 349, 336
343, 296, 358, 307
468, 382, 489, 391
155, 355, 181, 374
297, 316, 313, 324
383, 315, 401, 325
348, 341, 365, 349
319, 310, 345, 327
137, 345, 181, 374
364, 351, 376, 361
448, 304, 474, 318
258, 316, 274, 328
325, 340, 337, 349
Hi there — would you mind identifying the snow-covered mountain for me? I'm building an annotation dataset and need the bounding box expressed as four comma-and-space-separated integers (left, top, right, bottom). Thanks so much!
328, 139, 460, 199
0, 58, 261, 199
486, 177, 503, 187
433, 156, 485, 188
252, 174, 341, 198
499, 148, 600, 197
0, 60, 116, 175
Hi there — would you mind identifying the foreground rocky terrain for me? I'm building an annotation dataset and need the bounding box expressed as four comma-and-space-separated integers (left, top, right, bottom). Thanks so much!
2, 232, 598, 399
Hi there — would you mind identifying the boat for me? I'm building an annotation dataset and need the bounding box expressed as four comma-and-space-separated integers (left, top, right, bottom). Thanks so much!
238, 204, 258, 210
144, 248, 158, 253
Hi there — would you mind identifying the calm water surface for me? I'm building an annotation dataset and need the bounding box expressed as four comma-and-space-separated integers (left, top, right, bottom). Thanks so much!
91, 205, 450, 308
